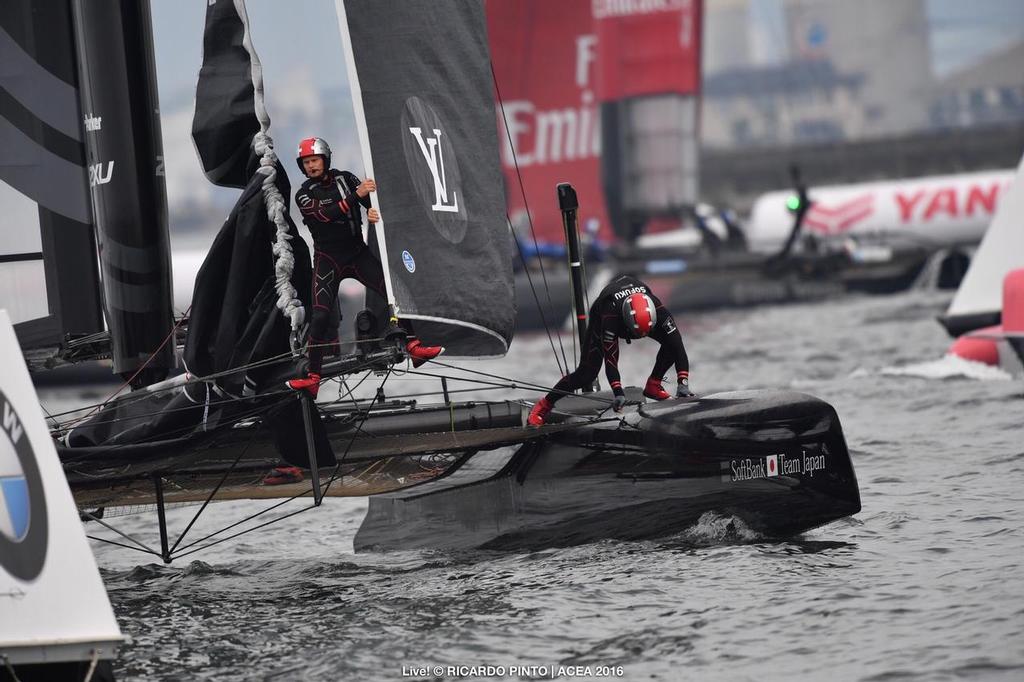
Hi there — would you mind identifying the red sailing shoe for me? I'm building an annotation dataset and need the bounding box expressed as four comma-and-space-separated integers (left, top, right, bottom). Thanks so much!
407, 339, 444, 368
643, 377, 671, 401
263, 466, 304, 486
285, 372, 321, 398
527, 397, 553, 427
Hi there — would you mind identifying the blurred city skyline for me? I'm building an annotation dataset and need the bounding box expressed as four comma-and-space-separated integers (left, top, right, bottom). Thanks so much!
148, 0, 1024, 237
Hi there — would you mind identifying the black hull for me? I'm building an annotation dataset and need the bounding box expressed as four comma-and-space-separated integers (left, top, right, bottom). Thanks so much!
355, 390, 861, 551
61, 380, 860, 552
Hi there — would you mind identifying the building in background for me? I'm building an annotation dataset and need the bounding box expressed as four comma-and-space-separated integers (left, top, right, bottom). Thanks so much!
930, 41, 1024, 129
783, 0, 933, 138
703, 0, 751, 73
702, 0, 933, 148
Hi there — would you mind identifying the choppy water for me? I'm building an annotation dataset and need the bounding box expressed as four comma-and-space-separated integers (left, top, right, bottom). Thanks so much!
39, 290, 1024, 681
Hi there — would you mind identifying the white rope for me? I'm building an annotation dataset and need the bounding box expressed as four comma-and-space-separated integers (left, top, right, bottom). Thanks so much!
253, 131, 305, 338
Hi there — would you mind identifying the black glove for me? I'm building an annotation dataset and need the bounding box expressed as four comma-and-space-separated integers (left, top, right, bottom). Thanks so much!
612, 392, 627, 412
676, 379, 695, 398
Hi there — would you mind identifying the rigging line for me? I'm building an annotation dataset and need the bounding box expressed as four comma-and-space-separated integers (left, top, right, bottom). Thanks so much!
415, 362, 615, 405
332, 370, 373, 407
56, 397, 292, 462
48, 342, 384, 428
49, 385, 298, 438
491, 61, 570, 372
316, 367, 394, 499
75, 305, 193, 424
326, 373, 377, 440
371, 385, 510, 401
43, 349, 299, 424
171, 483, 320, 554
508, 215, 565, 376
167, 428, 261, 557
85, 536, 161, 557
335, 366, 391, 468
171, 503, 319, 561
81, 509, 159, 555
169, 370, 394, 556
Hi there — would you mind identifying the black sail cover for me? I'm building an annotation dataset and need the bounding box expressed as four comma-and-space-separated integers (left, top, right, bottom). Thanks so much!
338, 0, 514, 356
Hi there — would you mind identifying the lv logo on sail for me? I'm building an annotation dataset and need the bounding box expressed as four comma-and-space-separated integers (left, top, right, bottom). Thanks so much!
408, 127, 459, 213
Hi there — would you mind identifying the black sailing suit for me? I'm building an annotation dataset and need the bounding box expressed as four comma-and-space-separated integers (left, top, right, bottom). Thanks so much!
295, 169, 404, 375
542, 275, 690, 405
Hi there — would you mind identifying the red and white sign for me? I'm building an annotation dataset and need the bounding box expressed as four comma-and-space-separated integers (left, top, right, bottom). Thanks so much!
593, 0, 702, 102
766, 454, 778, 477
486, 0, 702, 243
747, 169, 1017, 251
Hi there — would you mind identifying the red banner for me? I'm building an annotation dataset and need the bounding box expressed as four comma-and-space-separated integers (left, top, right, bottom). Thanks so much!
594, 0, 703, 102
486, 0, 702, 243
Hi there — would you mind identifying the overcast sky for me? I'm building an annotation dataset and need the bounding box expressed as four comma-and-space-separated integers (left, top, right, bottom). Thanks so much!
151, 0, 1024, 97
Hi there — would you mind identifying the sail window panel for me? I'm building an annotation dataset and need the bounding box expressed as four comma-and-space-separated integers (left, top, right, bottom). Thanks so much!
0, 260, 48, 324
0, 178, 42, 254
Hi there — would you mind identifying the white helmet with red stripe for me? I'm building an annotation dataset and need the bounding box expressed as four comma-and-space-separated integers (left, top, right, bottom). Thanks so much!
296, 136, 332, 175
622, 292, 657, 337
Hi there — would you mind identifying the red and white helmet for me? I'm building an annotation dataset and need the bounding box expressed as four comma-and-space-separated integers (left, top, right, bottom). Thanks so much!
622, 292, 657, 337
296, 136, 331, 175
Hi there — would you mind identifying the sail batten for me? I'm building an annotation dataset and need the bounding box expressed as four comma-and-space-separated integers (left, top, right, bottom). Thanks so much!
336, 0, 515, 357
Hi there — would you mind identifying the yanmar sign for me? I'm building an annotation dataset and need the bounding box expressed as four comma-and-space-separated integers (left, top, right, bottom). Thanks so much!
749, 169, 1017, 248
804, 178, 1008, 236
722, 450, 827, 483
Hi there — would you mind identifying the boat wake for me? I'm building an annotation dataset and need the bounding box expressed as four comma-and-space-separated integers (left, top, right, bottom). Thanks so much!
856, 354, 1013, 381
678, 512, 761, 545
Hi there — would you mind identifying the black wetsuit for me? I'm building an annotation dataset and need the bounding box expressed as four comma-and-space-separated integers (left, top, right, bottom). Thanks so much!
543, 275, 690, 404
295, 169, 392, 375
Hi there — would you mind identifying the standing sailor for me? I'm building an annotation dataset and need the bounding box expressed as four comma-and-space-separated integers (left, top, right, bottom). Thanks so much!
286, 136, 443, 396
528, 275, 695, 426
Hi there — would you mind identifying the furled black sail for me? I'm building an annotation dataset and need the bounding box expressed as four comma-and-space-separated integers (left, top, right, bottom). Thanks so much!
0, 1, 104, 354
337, 0, 514, 356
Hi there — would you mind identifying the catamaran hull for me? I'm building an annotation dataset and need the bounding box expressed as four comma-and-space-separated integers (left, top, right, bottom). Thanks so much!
355, 390, 861, 551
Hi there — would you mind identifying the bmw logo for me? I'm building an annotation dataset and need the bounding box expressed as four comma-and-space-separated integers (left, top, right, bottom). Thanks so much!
0, 391, 48, 581
402, 250, 416, 273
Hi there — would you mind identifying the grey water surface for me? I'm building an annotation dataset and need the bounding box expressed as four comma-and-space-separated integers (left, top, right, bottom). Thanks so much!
40, 290, 1024, 681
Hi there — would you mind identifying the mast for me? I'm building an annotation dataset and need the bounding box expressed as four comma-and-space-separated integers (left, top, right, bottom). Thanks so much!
558, 183, 589, 351
71, 0, 175, 388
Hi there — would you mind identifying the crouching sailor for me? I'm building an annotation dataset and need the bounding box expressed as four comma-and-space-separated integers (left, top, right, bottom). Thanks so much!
285, 136, 443, 397
528, 275, 694, 426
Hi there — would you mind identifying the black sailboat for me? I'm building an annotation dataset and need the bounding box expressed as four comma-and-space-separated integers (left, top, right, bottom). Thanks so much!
13, 0, 858, 561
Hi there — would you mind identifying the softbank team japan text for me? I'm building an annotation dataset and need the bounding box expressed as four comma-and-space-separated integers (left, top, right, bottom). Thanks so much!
401, 664, 626, 678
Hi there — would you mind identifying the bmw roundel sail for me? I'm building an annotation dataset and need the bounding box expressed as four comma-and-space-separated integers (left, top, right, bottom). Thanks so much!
336, 0, 514, 357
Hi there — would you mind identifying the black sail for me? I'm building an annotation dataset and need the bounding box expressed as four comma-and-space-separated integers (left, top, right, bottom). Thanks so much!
71, 0, 175, 384
338, 0, 514, 356
0, 1, 104, 353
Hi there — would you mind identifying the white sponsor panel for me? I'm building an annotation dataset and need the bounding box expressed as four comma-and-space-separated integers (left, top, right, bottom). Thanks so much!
0, 310, 123, 665
748, 169, 1017, 252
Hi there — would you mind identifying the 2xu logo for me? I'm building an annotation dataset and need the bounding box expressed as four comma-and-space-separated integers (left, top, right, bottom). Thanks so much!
88, 161, 114, 187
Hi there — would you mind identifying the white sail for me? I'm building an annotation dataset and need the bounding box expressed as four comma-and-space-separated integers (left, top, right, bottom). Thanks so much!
945, 155, 1024, 325
0, 310, 123, 667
